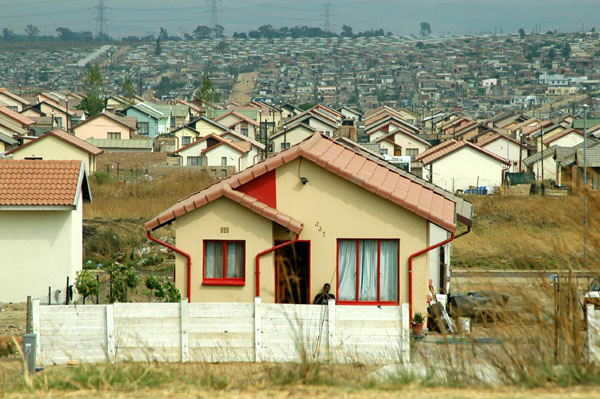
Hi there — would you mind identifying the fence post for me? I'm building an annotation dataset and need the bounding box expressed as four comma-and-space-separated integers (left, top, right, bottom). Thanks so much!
254, 297, 262, 363
588, 304, 598, 363
327, 298, 335, 353
401, 303, 410, 364
106, 304, 115, 363
180, 299, 189, 363
31, 299, 40, 361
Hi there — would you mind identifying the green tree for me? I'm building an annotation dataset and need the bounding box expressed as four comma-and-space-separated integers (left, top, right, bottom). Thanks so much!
75, 270, 99, 304
197, 73, 219, 105
518, 28, 526, 39
561, 42, 571, 59
155, 38, 162, 56
80, 64, 104, 116
106, 262, 140, 303
122, 78, 135, 102
25, 25, 39, 38
420, 22, 431, 37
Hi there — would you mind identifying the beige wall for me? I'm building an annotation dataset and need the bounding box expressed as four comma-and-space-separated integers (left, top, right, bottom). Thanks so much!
195, 120, 226, 138
175, 197, 275, 303
270, 126, 313, 152
39, 103, 69, 130
0, 195, 83, 303
0, 94, 24, 112
174, 127, 200, 151
10, 136, 95, 173
73, 115, 132, 141
393, 133, 430, 156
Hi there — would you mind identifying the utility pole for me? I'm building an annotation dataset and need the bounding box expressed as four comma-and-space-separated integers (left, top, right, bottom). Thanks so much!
540, 124, 544, 195
583, 103, 588, 266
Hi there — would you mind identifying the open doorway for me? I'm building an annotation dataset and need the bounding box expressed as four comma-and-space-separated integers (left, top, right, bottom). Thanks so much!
275, 241, 310, 304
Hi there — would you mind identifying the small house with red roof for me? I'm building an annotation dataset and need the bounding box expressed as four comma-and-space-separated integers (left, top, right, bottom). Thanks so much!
416, 139, 510, 193
176, 133, 261, 172
6, 129, 103, 173
146, 133, 473, 318
214, 111, 260, 140
0, 159, 91, 303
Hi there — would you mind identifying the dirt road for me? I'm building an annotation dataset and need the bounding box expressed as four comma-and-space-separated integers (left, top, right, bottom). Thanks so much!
229, 71, 258, 104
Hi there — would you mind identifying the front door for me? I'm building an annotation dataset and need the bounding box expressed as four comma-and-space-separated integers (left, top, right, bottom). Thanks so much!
394, 146, 402, 156
275, 241, 310, 304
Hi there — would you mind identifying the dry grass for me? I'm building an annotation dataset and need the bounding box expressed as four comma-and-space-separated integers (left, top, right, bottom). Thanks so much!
84, 169, 215, 220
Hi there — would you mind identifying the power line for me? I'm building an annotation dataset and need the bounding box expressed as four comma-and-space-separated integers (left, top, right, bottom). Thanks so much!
207, 0, 221, 34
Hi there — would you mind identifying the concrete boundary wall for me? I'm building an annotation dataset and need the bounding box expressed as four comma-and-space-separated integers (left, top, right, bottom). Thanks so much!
32, 298, 409, 365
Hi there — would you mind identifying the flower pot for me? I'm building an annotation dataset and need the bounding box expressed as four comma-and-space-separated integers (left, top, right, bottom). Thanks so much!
411, 322, 424, 338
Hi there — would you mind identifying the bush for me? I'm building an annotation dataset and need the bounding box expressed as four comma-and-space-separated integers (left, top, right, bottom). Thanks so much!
106, 262, 140, 303
145, 276, 181, 302
75, 270, 99, 304
91, 171, 114, 184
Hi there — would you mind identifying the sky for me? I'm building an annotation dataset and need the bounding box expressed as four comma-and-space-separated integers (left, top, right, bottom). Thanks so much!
1, 0, 599, 38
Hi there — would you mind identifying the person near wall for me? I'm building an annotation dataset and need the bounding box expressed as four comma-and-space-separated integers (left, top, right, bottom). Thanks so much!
313, 283, 336, 305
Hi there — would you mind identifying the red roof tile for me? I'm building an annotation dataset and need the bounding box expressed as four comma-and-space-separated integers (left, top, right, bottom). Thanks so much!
146, 133, 460, 233
0, 160, 84, 206
0, 106, 35, 127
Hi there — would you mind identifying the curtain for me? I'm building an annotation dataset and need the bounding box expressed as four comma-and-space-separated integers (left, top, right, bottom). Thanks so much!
338, 240, 356, 301
379, 241, 398, 301
204, 241, 224, 278
226, 242, 244, 278
359, 240, 378, 301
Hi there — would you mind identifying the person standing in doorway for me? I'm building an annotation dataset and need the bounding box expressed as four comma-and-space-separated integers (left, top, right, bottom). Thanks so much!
313, 283, 335, 305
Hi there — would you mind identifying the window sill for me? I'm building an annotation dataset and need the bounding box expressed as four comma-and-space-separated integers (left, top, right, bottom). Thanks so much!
202, 279, 245, 286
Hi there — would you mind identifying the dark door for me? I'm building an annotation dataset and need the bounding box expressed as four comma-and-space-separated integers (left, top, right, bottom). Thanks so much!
275, 242, 310, 304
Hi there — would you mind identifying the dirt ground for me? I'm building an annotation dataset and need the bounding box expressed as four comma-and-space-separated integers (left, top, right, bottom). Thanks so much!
229, 72, 258, 104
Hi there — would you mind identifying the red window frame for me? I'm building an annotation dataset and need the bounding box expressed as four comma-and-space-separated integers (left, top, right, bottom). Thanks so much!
202, 240, 245, 286
336, 239, 400, 305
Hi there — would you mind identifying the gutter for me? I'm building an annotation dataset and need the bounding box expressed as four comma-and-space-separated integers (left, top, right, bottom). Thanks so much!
146, 230, 192, 303
408, 225, 471, 320
255, 234, 300, 297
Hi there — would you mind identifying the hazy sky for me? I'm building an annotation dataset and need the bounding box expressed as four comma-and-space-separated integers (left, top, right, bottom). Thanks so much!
1, 0, 599, 38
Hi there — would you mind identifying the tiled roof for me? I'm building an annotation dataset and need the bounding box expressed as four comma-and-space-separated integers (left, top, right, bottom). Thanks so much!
476, 133, 525, 148
0, 106, 35, 126
73, 112, 137, 132
0, 160, 88, 207
577, 146, 600, 167
0, 131, 17, 146
215, 111, 260, 127
221, 130, 265, 150
86, 138, 152, 149
523, 146, 557, 167
0, 88, 30, 106
146, 133, 459, 233
6, 129, 103, 156
416, 139, 510, 165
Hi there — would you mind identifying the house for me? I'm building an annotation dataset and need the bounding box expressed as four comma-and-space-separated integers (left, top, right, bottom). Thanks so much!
523, 146, 560, 184
0, 132, 18, 153
175, 133, 256, 172
475, 133, 529, 173
416, 139, 510, 192
373, 129, 431, 160
555, 141, 600, 188
121, 103, 164, 138
172, 125, 202, 151
214, 111, 260, 140
284, 110, 339, 137
145, 133, 473, 318
26, 101, 75, 131
269, 123, 317, 152
0, 106, 35, 132
86, 138, 153, 153
72, 112, 137, 141
338, 105, 361, 121
187, 116, 229, 138
0, 88, 30, 112
6, 129, 103, 173
366, 116, 420, 142
0, 159, 91, 303
539, 128, 583, 150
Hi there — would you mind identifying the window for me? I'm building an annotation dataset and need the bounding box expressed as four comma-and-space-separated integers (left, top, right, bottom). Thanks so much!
337, 239, 398, 304
187, 156, 202, 166
281, 142, 290, 151
170, 117, 176, 128
55, 117, 62, 128
380, 148, 388, 155
182, 136, 191, 146
406, 148, 419, 161
138, 122, 149, 135
7, 106, 18, 112
241, 126, 249, 136
108, 132, 121, 140
203, 240, 245, 285
221, 157, 227, 166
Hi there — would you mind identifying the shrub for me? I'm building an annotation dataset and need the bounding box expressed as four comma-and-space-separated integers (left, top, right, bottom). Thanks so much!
75, 270, 99, 304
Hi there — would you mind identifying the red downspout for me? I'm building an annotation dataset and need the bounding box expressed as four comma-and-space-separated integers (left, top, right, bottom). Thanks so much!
255, 234, 300, 297
408, 232, 455, 320
147, 230, 192, 303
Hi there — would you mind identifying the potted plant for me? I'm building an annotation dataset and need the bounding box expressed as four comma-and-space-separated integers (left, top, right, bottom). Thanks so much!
411, 312, 425, 338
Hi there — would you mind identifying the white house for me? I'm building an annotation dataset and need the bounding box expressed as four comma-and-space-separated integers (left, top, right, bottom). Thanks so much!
269, 123, 317, 152
0, 159, 91, 303
176, 133, 259, 172
523, 147, 560, 183
373, 129, 431, 159
416, 139, 510, 193
541, 129, 583, 150
475, 133, 529, 173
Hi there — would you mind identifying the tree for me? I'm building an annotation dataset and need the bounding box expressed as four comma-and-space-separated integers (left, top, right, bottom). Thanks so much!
214, 24, 225, 38
106, 262, 140, 303
75, 270, 99, 304
193, 25, 212, 39
155, 38, 162, 56
197, 73, 219, 105
561, 42, 571, 59
80, 64, 104, 116
415, 41, 424, 49
341, 25, 354, 38
25, 25, 39, 38
122, 78, 135, 102
216, 40, 228, 53
518, 28, 526, 39
420, 22, 431, 37
2, 29, 16, 41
